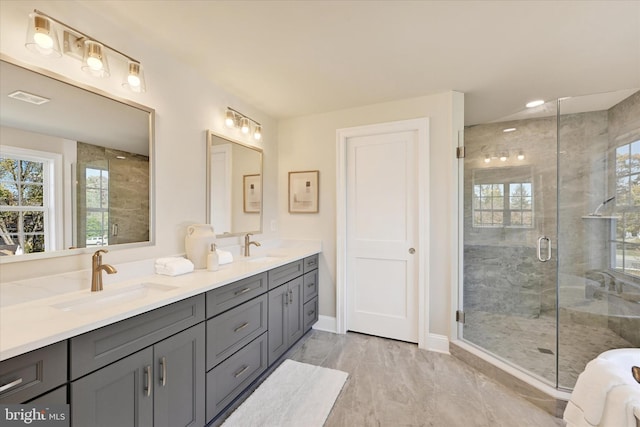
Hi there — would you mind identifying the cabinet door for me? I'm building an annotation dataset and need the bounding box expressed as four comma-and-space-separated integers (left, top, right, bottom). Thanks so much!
71, 347, 153, 427
154, 323, 205, 427
267, 284, 288, 365
286, 277, 304, 345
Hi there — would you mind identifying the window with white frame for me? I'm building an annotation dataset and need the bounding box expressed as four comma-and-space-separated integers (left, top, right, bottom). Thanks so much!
472, 167, 534, 228
0, 147, 59, 254
612, 139, 640, 277
84, 166, 109, 246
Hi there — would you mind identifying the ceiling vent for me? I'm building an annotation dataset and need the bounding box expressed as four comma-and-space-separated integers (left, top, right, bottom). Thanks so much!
8, 90, 50, 105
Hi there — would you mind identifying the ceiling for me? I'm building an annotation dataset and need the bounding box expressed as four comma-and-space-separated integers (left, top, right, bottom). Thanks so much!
79, 1, 640, 125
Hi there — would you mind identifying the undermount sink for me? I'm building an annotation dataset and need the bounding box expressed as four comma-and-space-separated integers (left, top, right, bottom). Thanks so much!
52, 282, 178, 313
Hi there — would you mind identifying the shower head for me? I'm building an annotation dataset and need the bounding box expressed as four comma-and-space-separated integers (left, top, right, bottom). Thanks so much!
590, 196, 616, 216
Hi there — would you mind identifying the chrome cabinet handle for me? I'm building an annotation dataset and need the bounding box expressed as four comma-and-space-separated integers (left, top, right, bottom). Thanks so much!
144, 365, 152, 397
234, 322, 249, 333
234, 365, 249, 378
0, 378, 23, 393
307, 310, 315, 316
159, 357, 167, 387
234, 287, 251, 296
289, 289, 293, 304
537, 236, 552, 262
284, 292, 288, 306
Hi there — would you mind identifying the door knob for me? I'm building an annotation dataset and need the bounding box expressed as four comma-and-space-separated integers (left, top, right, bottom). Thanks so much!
409, 248, 415, 254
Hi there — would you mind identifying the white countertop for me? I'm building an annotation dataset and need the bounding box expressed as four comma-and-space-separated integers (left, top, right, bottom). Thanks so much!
0, 242, 320, 361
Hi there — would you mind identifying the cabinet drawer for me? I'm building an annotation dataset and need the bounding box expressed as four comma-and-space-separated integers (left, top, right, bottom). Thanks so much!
0, 341, 67, 404
206, 333, 268, 422
304, 297, 319, 332
70, 294, 205, 380
268, 260, 303, 290
303, 270, 318, 303
304, 254, 319, 273
206, 295, 267, 370
206, 272, 267, 317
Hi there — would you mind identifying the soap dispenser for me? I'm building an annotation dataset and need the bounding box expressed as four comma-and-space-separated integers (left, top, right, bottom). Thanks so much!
207, 243, 219, 272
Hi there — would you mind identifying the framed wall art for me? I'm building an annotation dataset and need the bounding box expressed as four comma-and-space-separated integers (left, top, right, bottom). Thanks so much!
288, 170, 319, 213
243, 174, 262, 213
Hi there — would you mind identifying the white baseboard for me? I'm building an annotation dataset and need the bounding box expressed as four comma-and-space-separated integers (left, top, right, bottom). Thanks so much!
425, 333, 450, 354
312, 315, 337, 333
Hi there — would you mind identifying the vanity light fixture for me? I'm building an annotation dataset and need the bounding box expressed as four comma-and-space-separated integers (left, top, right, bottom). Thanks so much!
517, 151, 525, 161
499, 153, 508, 162
224, 107, 263, 141
484, 154, 491, 163
24, 10, 147, 93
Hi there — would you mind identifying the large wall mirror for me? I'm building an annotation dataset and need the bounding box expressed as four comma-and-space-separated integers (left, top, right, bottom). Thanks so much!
206, 130, 262, 237
0, 57, 154, 261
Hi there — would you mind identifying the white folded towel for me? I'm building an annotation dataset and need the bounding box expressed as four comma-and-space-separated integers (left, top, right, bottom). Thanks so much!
155, 257, 194, 276
599, 383, 640, 427
567, 357, 631, 426
217, 249, 233, 265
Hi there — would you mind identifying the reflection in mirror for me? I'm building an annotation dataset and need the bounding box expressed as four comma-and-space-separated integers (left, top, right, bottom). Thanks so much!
0, 58, 154, 260
206, 130, 262, 237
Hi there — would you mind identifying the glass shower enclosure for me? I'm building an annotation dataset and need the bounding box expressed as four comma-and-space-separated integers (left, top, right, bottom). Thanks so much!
460, 89, 640, 390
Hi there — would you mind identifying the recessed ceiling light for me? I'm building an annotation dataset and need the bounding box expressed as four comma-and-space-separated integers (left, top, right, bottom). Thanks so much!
8, 90, 50, 105
526, 99, 545, 108
503, 128, 517, 133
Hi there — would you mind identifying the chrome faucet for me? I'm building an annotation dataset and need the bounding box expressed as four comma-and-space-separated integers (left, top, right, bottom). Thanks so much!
244, 233, 261, 257
91, 249, 117, 292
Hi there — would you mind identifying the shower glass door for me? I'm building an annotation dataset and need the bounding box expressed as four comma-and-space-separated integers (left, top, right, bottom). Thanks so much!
557, 91, 640, 390
461, 102, 559, 386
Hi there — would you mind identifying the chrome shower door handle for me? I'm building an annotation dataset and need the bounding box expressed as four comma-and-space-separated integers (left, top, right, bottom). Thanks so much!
537, 236, 552, 262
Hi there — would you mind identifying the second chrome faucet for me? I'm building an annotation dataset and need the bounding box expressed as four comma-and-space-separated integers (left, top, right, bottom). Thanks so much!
244, 233, 261, 257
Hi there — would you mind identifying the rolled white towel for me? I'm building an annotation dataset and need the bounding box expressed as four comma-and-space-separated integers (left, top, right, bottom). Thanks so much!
217, 249, 233, 265
155, 257, 194, 276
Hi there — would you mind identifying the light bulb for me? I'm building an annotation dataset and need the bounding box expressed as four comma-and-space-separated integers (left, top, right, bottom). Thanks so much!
87, 56, 103, 71
33, 31, 53, 49
253, 125, 262, 140
225, 110, 235, 128
240, 118, 250, 134
500, 155, 507, 162
127, 62, 141, 87
484, 156, 491, 163
517, 152, 525, 160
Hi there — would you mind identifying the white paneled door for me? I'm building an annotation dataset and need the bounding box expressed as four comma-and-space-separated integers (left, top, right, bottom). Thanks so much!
345, 130, 419, 343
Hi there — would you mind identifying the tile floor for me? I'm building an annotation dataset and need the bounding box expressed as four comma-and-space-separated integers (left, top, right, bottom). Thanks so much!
462, 310, 634, 388
288, 330, 566, 427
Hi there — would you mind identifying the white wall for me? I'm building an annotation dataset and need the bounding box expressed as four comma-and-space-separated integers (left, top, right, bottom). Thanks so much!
0, 1, 279, 281
278, 92, 464, 339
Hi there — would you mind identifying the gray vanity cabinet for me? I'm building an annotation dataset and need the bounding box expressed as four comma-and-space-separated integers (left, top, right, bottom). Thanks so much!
0, 341, 67, 404
71, 346, 154, 427
72, 323, 205, 427
267, 276, 304, 365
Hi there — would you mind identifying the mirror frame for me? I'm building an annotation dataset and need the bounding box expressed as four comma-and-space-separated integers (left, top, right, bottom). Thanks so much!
206, 130, 263, 238
0, 54, 155, 263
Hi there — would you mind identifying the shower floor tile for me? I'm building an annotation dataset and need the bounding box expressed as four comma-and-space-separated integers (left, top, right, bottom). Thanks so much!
462, 310, 634, 387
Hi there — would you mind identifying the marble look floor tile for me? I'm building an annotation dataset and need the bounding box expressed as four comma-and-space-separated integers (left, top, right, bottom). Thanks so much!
289, 330, 564, 427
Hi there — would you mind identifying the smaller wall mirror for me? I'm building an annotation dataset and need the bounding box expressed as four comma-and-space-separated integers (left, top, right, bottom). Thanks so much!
206, 130, 262, 237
